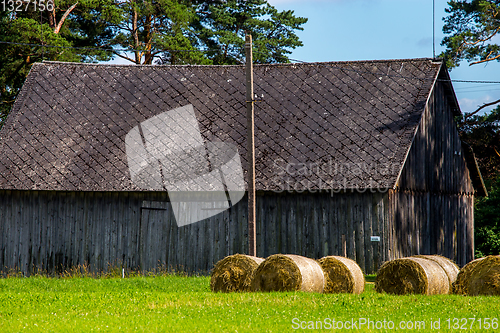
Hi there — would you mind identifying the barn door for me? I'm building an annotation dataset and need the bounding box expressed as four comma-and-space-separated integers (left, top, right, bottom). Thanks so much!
139, 200, 172, 272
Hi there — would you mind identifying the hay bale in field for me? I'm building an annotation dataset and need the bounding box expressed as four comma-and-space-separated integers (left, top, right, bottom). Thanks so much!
452, 257, 486, 295
375, 257, 450, 295
250, 254, 324, 293
317, 256, 365, 294
210, 254, 264, 292
413, 255, 459, 287
467, 255, 500, 296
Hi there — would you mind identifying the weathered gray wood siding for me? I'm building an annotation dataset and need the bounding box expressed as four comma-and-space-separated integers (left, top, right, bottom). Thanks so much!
256, 191, 390, 274
0, 189, 391, 275
394, 75, 475, 266
388, 190, 473, 266
0, 190, 248, 274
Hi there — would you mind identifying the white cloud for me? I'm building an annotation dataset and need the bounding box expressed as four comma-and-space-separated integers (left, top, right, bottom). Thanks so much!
458, 95, 498, 114
458, 98, 478, 111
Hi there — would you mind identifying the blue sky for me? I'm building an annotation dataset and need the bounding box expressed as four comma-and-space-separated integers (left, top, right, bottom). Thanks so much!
267, 0, 500, 114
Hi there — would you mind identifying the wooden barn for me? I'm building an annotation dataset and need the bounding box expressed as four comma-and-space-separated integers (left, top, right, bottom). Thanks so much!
0, 58, 486, 274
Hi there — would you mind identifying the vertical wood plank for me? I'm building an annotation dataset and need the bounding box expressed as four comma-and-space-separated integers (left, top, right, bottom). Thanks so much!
0, 191, 6, 269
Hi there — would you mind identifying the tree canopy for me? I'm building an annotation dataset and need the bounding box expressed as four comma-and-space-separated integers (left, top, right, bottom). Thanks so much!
441, 0, 500, 69
194, 0, 307, 65
100, 0, 308, 65
104, 0, 208, 65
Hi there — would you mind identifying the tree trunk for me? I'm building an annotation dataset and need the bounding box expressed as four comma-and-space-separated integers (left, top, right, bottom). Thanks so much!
54, 2, 79, 34
132, 7, 141, 64
48, 9, 56, 29
143, 15, 153, 65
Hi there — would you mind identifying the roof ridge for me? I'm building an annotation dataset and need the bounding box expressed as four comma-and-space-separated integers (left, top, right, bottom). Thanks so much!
41, 61, 244, 68
39, 57, 441, 68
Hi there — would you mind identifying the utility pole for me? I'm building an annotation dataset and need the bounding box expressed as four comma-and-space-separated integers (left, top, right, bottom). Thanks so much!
245, 33, 256, 257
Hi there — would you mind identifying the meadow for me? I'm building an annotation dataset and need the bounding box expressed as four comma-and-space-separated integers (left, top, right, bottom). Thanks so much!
0, 274, 499, 332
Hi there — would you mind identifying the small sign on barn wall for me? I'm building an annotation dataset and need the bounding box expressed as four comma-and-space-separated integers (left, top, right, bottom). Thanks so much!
371, 236, 381, 242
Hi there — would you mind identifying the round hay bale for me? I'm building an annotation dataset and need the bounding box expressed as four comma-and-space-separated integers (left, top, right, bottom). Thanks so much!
250, 254, 324, 293
375, 257, 450, 295
467, 255, 500, 296
317, 256, 365, 294
413, 255, 459, 288
210, 254, 264, 292
452, 257, 486, 295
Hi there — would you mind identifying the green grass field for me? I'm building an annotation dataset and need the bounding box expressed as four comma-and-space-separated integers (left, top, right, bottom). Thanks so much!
0, 275, 499, 332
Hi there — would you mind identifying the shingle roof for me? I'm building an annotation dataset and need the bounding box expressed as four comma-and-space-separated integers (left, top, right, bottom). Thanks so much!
0, 58, 442, 191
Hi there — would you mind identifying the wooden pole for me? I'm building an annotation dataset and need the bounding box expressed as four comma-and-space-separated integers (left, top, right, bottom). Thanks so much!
245, 33, 256, 257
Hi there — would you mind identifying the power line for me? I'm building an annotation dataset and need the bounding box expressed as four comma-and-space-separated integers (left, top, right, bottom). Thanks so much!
455, 87, 500, 92
455, 84, 500, 92
447, 79, 500, 84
